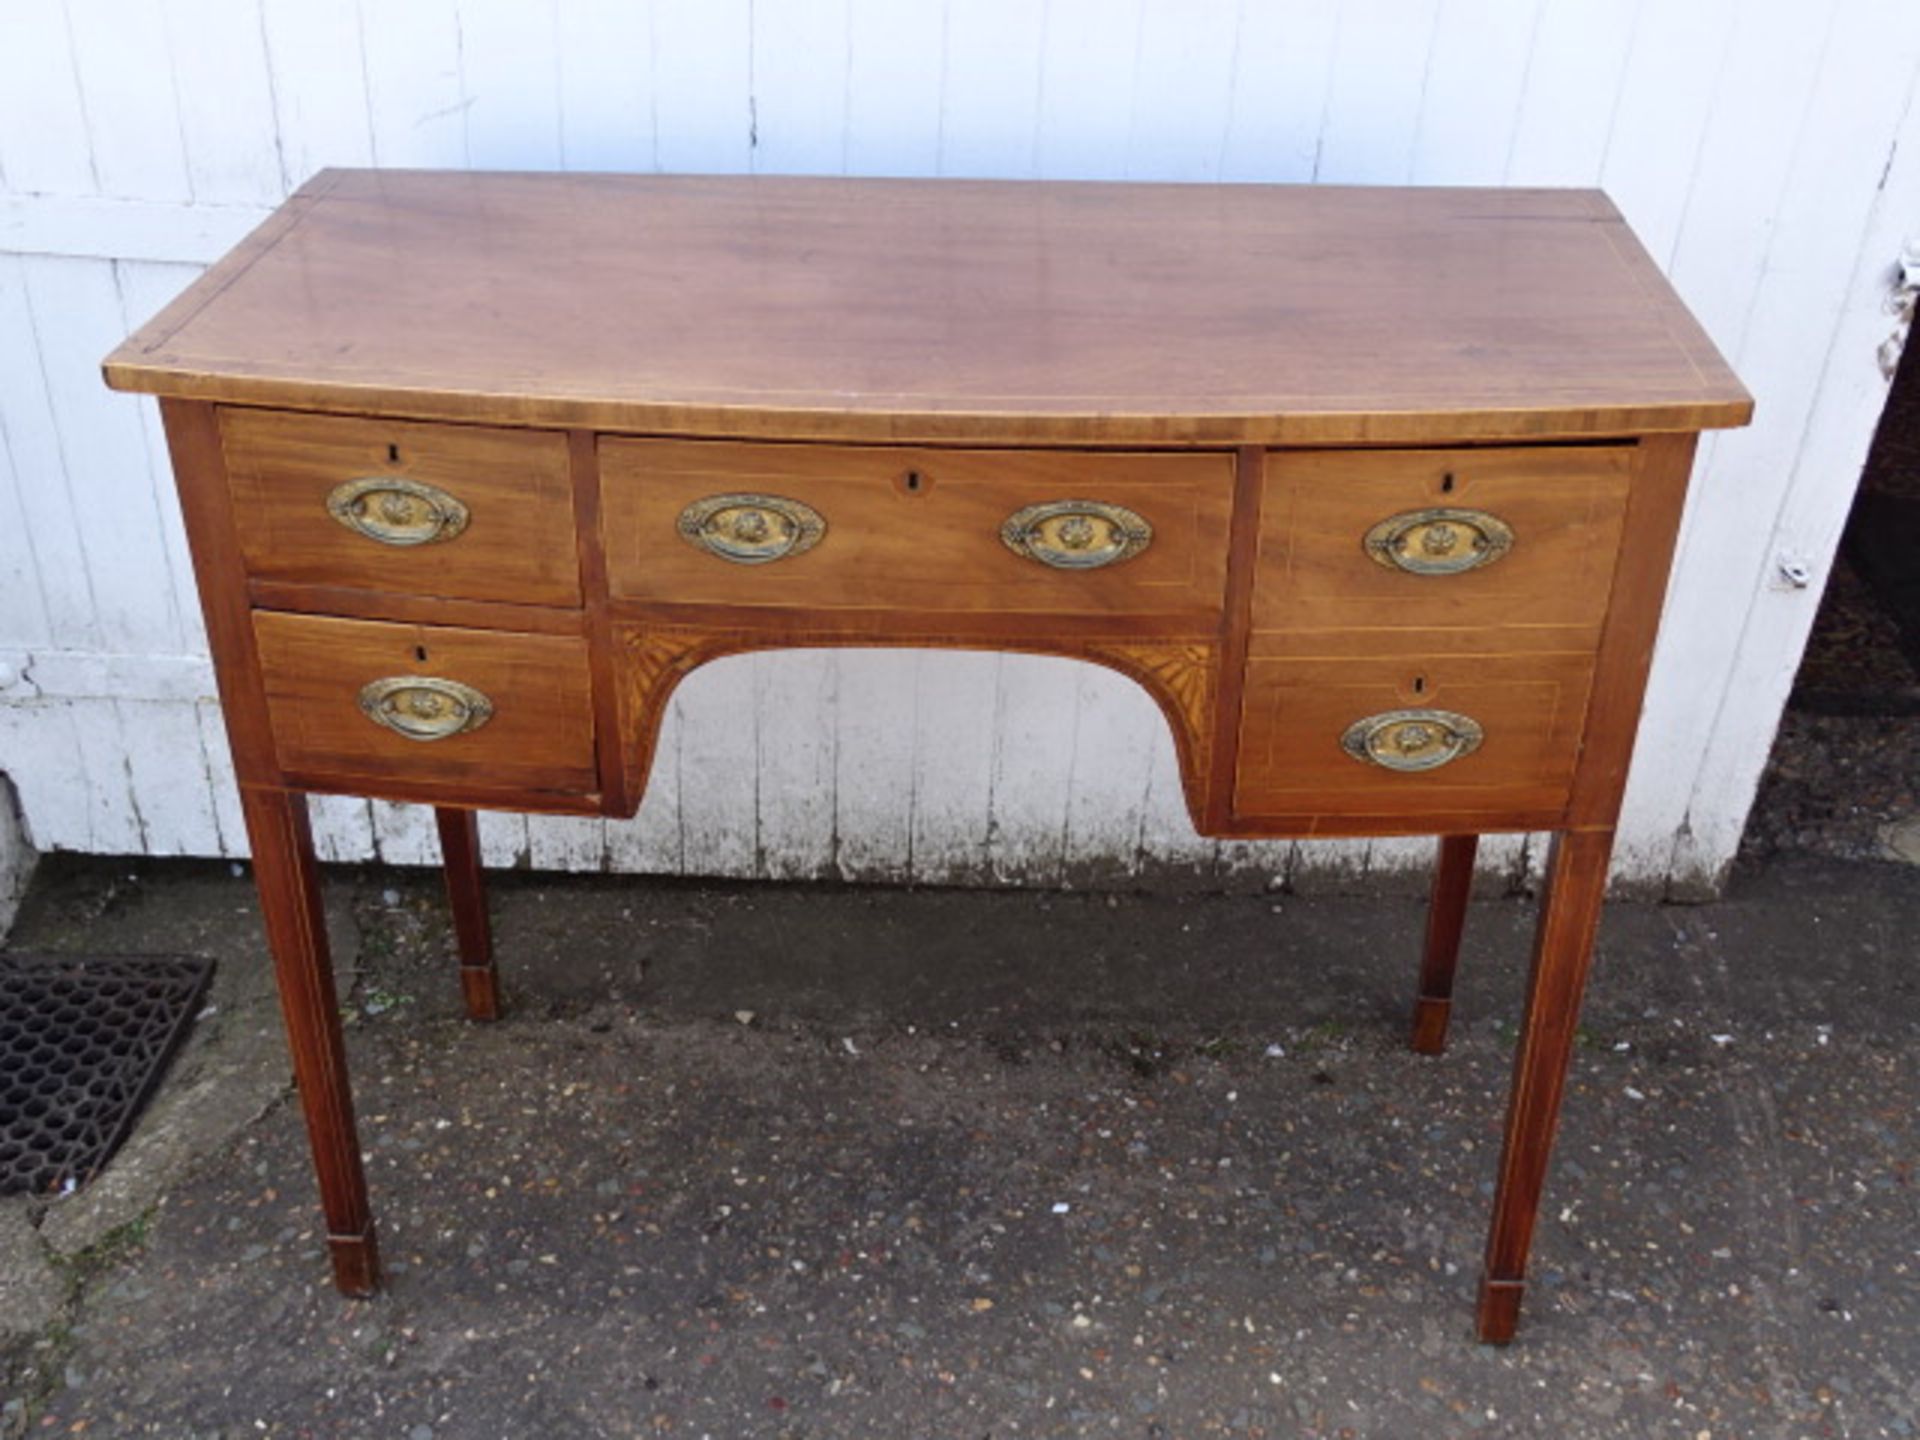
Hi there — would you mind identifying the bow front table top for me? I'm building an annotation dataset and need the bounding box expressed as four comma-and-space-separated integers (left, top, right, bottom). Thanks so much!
104, 169, 1750, 1343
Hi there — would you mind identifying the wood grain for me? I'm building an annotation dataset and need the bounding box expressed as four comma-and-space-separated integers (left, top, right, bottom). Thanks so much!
1254, 444, 1633, 644
1478, 827, 1615, 1343
1233, 647, 1594, 821
253, 612, 597, 798
434, 806, 499, 1022
221, 408, 581, 606
613, 623, 1220, 830
105, 172, 1751, 447
600, 438, 1234, 618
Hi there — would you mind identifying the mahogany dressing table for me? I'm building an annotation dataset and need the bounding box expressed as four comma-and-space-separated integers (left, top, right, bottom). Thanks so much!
103, 170, 1752, 1342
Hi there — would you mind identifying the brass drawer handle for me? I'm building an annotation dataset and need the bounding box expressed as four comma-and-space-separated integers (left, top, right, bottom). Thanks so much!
1363, 507, 1513, 576
1341, 708, 1483, 772
326, 477, 471, 547
1001, 500, 1153, 570
358, 676, 494, 741
678, 492, 826, 564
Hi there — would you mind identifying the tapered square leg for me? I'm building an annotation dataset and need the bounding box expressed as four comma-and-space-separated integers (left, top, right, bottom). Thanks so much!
1477, 829, 1613, 1343
240, 786, 380, 1298
1412, 833, 1478, 1055
434, 806, 499, 1021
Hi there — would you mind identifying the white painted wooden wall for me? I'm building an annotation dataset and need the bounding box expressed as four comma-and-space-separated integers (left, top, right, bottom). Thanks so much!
1, 1, 1916, 895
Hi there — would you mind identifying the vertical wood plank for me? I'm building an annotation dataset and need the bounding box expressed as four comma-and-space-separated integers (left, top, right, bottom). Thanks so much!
674, 655, 758, 878
651, 0, 752, 174
1135, 727, 1220, 882
1650, 4, 1920, 885
1598, 0, 1740, 265
1060, 663, 1156, 885
605, 691, 686, 875
1408, 0, 1543, 184
754, 651, 837, 880
1504, 0, 1643, 184
457, 0, 565, 170
1313, 0, 1443, 183
358, 1, 469, 168
115, 259, 210, 652
163, 0, 286, 204
370, 799, 438, 867
1034, 0, 1144, 180
525, 815, 608, 873
984, 654, 1078, 886
114, 697, 220, 855
843, 0, 945, 177
20, 256, 186, 656
195, 699, 244, 857
1218, 0, 1340, 183
0, 257, 100, 650
0, 1, 97, 195
556, 0, 658, 172
259, 0, 377, 183
832, 651, 917, 882
751, 0, 850, 175
906, 649, 997, 884
64, 0, 192, 201
1125, 0, 1240, 182
940, 0, 1046, 178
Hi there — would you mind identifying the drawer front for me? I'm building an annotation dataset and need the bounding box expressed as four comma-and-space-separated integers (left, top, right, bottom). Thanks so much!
254, 612, 596, 794
1254, 446, 1632, 645
222, 411, 581, 606
601, 439, 1235, 617
1233, 646, 1593, 820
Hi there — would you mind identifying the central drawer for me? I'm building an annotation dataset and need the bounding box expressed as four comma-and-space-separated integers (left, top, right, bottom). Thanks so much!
599, 439, 1235, 618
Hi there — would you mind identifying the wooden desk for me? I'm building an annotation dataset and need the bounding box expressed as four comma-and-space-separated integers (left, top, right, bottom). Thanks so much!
103, 170, 1751, 1343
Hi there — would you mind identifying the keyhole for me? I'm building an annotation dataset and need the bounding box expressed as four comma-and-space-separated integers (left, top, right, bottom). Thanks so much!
1440, 472, 1455, 494
414, 645, 428, 663
1412, 675, 1426, 695
388, 443, 401, 464
904, 469, 925, 493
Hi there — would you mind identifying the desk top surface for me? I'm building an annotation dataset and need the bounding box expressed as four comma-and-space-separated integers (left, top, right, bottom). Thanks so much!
106, 169, 1750, 448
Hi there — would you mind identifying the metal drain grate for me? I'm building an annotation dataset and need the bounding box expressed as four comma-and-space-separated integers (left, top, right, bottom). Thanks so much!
0, 953, 215, 1197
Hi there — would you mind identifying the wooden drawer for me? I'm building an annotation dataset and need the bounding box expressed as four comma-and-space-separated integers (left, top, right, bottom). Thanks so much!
1253, 446, 1633, 647
222, 410, 581, 606
253, 612, 596, 794
1233, 644, 1594, 821
600, 438, 1234, 618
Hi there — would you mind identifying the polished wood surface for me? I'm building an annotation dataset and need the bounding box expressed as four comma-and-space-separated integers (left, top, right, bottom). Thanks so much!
253, 612, 597, 798
105, 171, 1750, 447
1413, 834, 1480, 1055
118, 176, 1754, 1346
1233, 648, 1594, 822
1254, 445, 1632, 643
434, 807, 499, 1023
601, 438, 1234, 618
1479, 828, 1615, 1343
223, 409, 580, 606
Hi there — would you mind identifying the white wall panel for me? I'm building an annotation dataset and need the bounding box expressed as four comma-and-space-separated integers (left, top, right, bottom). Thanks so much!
0, 0, 1914, 898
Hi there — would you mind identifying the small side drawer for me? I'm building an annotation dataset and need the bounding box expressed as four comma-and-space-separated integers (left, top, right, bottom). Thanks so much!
254, 612, 596, 795
1233, 646, 1593, 821
1254, 446, 1633, 645
221, 411, 581, 606
600, 438, 1235, 618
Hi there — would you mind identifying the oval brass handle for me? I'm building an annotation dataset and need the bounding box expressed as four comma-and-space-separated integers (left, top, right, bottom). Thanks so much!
1340, 708, 1484, 772
678, 492, 826, 565
327, 477, 471, 547
358, 676, 494, 741
1001, 500, 1153, 570
1363, 507, 1513, 576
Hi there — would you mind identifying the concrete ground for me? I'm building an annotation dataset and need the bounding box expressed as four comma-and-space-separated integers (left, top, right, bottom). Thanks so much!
1, 851, 1917, 1438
